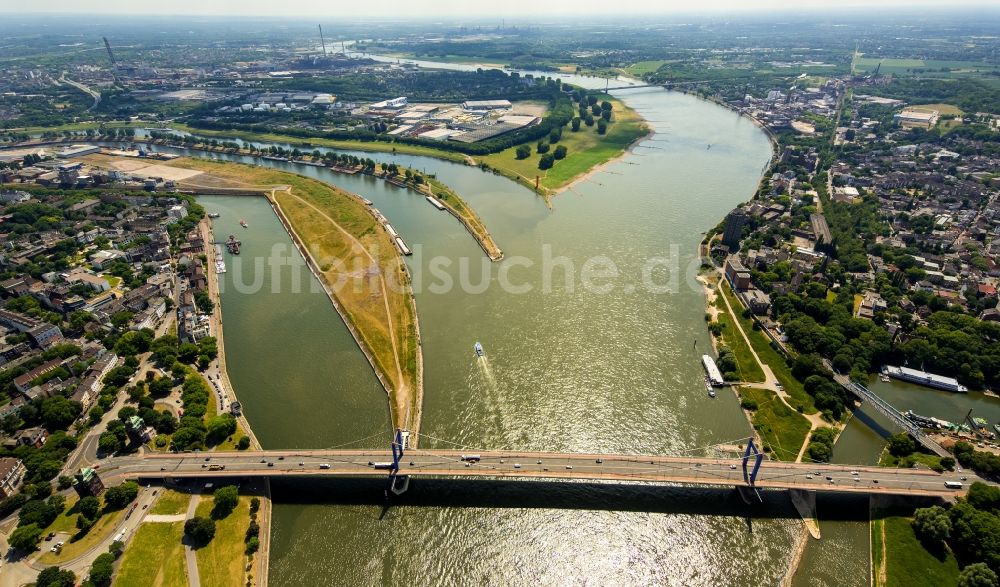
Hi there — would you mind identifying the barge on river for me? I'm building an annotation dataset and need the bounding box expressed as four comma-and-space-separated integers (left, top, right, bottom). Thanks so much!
882, 365, 968, 393
701, 354, 725, 387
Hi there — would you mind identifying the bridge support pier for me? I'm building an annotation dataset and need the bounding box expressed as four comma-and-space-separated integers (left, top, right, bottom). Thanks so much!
789, 489, 821, 539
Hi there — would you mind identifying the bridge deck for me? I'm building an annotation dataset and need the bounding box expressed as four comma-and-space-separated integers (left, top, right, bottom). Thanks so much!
105, 449, 969, 497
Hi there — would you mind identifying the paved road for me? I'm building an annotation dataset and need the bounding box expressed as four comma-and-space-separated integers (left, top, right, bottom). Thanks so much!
59, 74, 101, 111
96, 449, 972, 498
183, 492, 201, 587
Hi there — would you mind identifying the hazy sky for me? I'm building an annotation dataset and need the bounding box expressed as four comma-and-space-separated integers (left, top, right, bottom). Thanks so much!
13, 0, 999, 18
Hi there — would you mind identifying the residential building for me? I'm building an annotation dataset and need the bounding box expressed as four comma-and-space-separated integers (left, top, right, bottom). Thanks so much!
0, 458, 26, 498
722, 209, 748, 247
724, 257, 752, 291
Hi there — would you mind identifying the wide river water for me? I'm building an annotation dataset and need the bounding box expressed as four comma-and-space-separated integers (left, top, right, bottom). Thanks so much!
182, 65, 937, 586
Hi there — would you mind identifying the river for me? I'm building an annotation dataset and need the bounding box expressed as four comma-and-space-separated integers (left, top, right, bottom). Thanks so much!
189, 63, 890, 586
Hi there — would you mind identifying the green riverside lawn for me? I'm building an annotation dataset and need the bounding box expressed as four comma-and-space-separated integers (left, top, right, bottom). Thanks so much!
873, 515, 959, 587
738, 387, 811, 462
479, 96, 649, 194
113, 521, 188, 587
194, 495, 253, 587
712, 296, 766, 383
720, 282, 816, 414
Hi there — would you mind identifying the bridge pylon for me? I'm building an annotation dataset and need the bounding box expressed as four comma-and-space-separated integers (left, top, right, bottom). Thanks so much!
388, 429, 409, 496
741, 438, 764, 502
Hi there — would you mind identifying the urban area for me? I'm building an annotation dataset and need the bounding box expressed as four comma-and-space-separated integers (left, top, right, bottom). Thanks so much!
0, 5, 998, 587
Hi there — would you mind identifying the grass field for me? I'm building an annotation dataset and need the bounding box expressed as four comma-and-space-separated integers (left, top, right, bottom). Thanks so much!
856, 57, 1000, 78
40, 495, 80, 536
879, 448, 945, 472
194, 495, 251, 587
909, 103, 964, 117
720, 282, 817, 414
478, 97, 649, 195
715, 310, 766, 383
39, 505, 127, 564
739, 387, 811, 461
150, 489, 193, 516
113, 521, 188, 587
626, 60, 670, 76
874, 516, 959, 587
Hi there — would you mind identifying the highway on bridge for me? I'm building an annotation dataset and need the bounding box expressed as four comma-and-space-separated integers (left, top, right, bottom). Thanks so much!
96, 449, 971, 498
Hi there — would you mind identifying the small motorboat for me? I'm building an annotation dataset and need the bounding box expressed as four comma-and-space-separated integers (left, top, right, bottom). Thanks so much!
208, 212, 220, 219
474, 342, 484, 357
240, 218, 248, 228
708, 389, 717, 398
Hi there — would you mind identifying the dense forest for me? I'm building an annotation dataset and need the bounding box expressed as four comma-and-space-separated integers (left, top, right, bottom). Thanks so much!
276, 68, 560, 103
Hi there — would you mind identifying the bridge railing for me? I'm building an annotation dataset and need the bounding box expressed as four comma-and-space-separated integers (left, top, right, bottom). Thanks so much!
843, 381, 949, 457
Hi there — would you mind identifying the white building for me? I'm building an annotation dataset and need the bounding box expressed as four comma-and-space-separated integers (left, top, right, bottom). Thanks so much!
167, 205, 187, 223
370, 97, 407, 109
462, 99, 512, 110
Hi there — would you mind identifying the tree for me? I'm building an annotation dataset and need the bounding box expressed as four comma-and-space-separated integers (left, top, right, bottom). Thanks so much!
959, 563, 999, 587
913, 505, 952, 543
571, 117, 581, 132
185, 516, 216, 545
553, 145, 568, 160
245, 535, 260, 554
103, 481, 139, 510
536, 141, 549, 154
194, 291, 214, 314
57, 475, 73, 490
19, 499, 61, 528
171, 426, 206, 451
149, 376, 174, 397
178, 343, 200, 364
237, 435, 251, 450
250, 497, 260, 514
888, 433, 916, 457
9, 523, 43, 550
98, 431, 123, 455
967, 483, 1000, 513
515, 145, 531, 160
206, 414, 237, 445
78, 495, 101, 520
40, 396, 82, 431
212, 485, 239, 518
35, 567, 76, 587
88, 552, 116, 586
538, 154, 555, 170
597, 118, 608, 135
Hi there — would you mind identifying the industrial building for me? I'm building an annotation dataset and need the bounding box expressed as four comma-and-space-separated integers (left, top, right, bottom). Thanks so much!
57, 144, 101, 158
893, 109, 938, 129
462, 99, 512, 110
